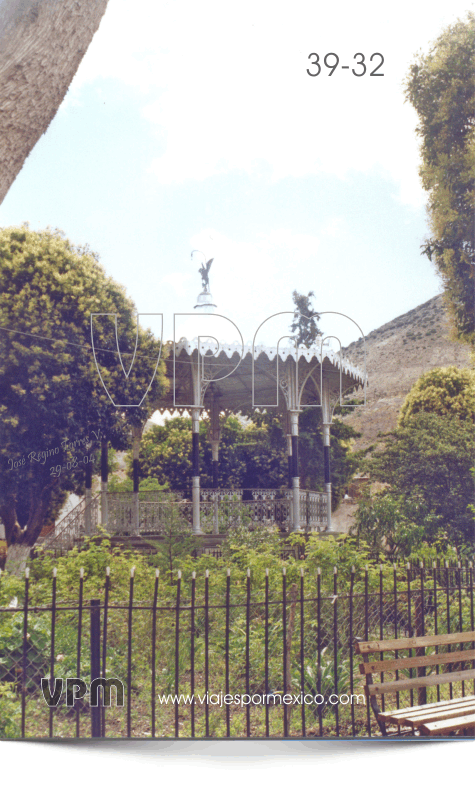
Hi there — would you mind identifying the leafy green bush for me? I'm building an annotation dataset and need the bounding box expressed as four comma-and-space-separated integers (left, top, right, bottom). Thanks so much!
0, 613, 49, 689
0, 683, 20, 737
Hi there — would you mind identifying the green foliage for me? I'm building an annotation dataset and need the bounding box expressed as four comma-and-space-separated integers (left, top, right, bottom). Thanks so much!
399, 366, 475, 425
299, 648, 353, 718
1, 530, 470, 738
0, 613, 49, 689
146, 508, 200, 580
302, 532, 377, 590
404, 13, 475, 344
0, 683, 20, 737
222, 525, 285, 582
128, 414, 288, 490
108, 475, 168, 493
352, 488, 437, 560
0, 225, 166, 548
359, 412, 475, 552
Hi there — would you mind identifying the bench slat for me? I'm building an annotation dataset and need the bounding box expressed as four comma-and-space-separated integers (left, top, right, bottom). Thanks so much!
420, 713, 475, 735
381, 699, 475, 727
356, 631, 475, 654
378, 694, 475, 722
368, 668, 475, 696
359, 648, 475, 675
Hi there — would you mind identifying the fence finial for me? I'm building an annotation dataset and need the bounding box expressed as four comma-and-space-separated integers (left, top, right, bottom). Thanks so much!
265, 568, 269, 577
247, 568, 250, 578
106, 566, 110, 576
282, 567, 286, 576
333, 566, 337, 574
432, 561, 436, 569
53, 567, 57, 578
80, 568, 84, 579
300, 567, 304, 577
205, 569, 209, 578
130, 566, 135, 578
351, 565, 355, 573
227, 568, 231, 577
177, 570, 182, 579
317, 567, 321, 576
155, 569, 159, 579
25, 567, 29, 579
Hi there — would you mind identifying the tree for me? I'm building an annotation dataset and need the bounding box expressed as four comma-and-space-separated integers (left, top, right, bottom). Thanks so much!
352, 488, 436, 561
399, 366, 475, 425
366, 412, 475, 548
130, 415, 288, 490
0, 226, 166, 567
404, 14, 475, 344
290, 290, 322, 347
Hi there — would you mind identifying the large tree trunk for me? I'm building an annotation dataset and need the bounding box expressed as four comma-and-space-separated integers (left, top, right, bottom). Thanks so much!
4, 543, 31, 576
0, 0, 110, 204
0, 486, 51, 575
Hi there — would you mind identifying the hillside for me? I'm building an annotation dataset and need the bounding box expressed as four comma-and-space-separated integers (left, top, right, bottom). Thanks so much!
341, 294, 472, 452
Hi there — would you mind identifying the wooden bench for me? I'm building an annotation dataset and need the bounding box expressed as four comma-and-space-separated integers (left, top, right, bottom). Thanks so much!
355, 631, 475, 736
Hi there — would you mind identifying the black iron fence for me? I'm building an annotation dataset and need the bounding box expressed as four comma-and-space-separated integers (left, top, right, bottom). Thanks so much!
0, 562, 474, 739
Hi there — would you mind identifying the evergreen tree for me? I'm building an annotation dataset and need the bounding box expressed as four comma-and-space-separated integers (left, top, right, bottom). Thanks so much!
290, 290, 322, 347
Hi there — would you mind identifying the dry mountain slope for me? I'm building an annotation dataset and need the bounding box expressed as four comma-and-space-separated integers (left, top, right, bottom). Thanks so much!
341, 294, 472, 451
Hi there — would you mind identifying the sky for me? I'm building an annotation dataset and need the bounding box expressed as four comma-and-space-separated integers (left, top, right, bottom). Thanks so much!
2, 6, 475, 769
0, 0, 473, 348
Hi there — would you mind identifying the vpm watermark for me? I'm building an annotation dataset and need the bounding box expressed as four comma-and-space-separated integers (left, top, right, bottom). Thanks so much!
41, 677, 124, 708
90, 310, 367, 409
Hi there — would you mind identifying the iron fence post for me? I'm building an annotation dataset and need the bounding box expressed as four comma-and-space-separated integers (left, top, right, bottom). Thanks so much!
90, 599, 101, 738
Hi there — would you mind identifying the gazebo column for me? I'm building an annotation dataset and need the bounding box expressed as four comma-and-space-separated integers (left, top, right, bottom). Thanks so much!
322, 379, 333, 532
211, 441, 219, 488
290, 411, 301, 532
191, 407, 202, 534
284, 410, 292, 489
323, 423, 332, 532
209, 391, 221, 534
85, 457, 93, 535
132, 426, 141, 534
211, 440, 219, 534
210, 390, 221, 489
287, 435, 293, 489
100, 438, 108, 529
190, 355, 203, 535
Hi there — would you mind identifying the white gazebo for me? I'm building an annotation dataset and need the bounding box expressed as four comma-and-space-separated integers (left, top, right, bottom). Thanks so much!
108, 259, 366, 538
42, 267, 366, 552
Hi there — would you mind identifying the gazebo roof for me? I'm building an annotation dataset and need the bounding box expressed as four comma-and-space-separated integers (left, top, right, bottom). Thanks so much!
153, 337, 366, 415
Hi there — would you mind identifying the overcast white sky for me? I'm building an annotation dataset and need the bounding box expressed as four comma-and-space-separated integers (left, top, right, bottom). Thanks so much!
2, 4, 475, 768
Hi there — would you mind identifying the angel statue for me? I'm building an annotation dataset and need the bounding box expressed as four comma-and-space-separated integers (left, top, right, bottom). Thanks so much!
198, 258, 214, 292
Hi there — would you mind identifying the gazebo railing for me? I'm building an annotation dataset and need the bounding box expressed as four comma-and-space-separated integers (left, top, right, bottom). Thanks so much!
105, 489, 327, 535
